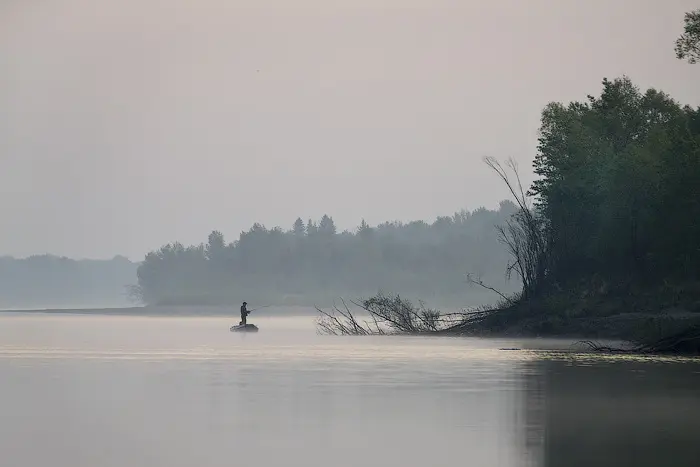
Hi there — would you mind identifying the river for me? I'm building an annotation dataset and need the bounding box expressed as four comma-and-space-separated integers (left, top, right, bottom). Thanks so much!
1, 312, 699, 467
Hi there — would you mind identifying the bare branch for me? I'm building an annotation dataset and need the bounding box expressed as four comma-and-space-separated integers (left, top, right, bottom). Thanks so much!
466, 273, 515, 305
316, 292, 462, 335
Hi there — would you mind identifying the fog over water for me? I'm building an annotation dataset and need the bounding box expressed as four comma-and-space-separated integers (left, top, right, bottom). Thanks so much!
1, 314, 699, 467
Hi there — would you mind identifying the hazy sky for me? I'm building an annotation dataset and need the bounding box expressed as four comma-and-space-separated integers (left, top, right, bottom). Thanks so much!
1, 0, 698, 260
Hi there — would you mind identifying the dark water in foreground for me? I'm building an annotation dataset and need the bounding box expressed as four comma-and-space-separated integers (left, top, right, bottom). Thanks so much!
1, 313, 699, 467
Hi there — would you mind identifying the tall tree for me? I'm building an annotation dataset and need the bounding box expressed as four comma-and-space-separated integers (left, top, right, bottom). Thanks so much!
530, 76, 699, 284
292, 218, 305, 236
306, 219, 318, 236
318, 214, 337, 236
205, 230, 226, 261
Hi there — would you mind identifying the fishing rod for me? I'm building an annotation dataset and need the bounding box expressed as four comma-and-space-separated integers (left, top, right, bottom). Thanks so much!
248, 304, 273, 312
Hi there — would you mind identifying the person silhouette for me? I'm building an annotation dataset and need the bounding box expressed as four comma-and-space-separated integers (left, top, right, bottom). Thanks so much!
239, 301, 250, 326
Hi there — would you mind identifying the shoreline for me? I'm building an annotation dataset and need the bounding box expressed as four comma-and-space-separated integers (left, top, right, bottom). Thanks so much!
5, 304, 699, 355
0, 305, 320, 317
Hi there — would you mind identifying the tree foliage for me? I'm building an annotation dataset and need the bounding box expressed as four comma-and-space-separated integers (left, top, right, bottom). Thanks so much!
675, 9, 700, 64
529, 76, 700, 288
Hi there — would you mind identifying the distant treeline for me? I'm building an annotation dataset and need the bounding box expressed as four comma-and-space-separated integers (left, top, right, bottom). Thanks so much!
134, 202, 523, 307
0, 255, 138, 309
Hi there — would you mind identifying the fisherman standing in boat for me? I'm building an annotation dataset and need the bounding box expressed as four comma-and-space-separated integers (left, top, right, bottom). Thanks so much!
240, 301, 250, 326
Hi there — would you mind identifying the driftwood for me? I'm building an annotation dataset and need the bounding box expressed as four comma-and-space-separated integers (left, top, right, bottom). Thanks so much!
315, 293, 466, 336
315, 298, 380, 336
579, 324, 700, 355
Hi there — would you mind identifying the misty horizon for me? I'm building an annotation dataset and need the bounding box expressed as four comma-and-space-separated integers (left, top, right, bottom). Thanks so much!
1, 201, 512, 261
2, 0, 699, 260
0, 202, 520, 309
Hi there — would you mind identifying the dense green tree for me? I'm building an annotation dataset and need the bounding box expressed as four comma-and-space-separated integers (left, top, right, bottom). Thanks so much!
529, 76, 700, 288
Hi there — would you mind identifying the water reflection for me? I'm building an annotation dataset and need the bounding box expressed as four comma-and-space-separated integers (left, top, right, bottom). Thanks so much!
518, 357, 700, 467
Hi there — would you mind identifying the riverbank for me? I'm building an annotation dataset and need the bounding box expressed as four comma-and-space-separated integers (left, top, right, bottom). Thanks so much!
8, 289, 700, 355
441, 282, 700, 354
313, 288, 700, 354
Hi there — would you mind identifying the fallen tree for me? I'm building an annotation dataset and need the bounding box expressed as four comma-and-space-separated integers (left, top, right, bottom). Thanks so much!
315, 292, 467, 335
581, 322, 700, 355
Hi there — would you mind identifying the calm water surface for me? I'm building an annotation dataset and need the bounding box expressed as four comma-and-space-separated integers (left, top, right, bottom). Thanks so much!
1, 312, 699, 467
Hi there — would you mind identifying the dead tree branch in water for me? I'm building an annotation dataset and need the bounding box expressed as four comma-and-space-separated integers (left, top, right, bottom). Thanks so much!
316, 292, 463, 335
579, 324, 700, 355
578, 340, 631, 353
315, 299, 380, 336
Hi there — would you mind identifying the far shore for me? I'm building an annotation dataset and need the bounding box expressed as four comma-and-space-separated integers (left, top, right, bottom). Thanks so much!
0, 305, 320, 317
